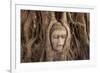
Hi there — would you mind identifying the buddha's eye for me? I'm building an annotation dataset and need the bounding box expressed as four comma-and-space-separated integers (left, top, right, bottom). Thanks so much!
61, 35, 66, 39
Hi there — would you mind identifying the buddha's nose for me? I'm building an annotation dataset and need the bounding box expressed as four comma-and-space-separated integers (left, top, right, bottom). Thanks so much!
58, 37, 63, 46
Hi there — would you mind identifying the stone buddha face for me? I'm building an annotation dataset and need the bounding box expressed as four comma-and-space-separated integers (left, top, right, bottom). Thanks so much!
50, 22, 67, 53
